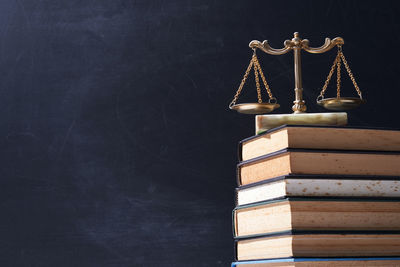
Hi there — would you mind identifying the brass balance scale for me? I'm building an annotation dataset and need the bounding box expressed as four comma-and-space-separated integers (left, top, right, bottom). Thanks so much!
229, 32, 365, 130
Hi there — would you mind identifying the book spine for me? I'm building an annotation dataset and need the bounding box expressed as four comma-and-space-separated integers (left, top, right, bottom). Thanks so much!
234, 188, 239, 208
232, 208, 238, 237
233, 239, 238, 261
238, 140, 243, 162
236, 164, 242, 186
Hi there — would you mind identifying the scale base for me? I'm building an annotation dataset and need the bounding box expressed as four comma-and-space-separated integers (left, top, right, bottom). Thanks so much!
256, 112, 348, 134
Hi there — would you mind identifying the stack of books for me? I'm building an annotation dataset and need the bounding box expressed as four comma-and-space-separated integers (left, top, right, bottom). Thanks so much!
231, 125, 400, 266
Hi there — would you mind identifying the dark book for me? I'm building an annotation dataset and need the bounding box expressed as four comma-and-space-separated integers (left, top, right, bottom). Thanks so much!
231, 257, 400, 266
233, 198, 400, 238
239, 125, 400, 161
235, 231, 400, 261
237, 149, 400, 186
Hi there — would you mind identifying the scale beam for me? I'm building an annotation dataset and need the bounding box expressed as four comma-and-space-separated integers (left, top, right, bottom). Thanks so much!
302, 37, 344, 54
249, 32, 344, 113
249, 40, 293, 55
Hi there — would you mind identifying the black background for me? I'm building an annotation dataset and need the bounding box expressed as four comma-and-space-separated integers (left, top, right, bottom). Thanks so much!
1, 0, 400, 266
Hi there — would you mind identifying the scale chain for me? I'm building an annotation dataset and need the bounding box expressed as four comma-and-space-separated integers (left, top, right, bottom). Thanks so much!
253, 56, 263, 103
336, 55, 341, 98
319, 53, 340, 98
339, 49, 363, 99
229, 54, 254, 107
253, 57, 275, 101
318, 45, 363, 100
229, 50, 276, 107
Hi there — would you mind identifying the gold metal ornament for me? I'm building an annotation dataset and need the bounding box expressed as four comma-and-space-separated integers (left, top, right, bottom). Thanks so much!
229, 32, 365, 115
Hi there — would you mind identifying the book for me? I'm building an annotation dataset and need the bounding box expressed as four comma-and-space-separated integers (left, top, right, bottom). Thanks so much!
236, 175, 400, 205
237, 149, 400, 186
231, 257, 400, 266
235, 232, 400, 261
239, 125, 400, 161
233, 198, 400, 238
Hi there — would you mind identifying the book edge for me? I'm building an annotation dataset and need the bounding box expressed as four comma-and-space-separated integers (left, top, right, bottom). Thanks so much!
241, 124, 400, 143
234, 230, 400, 241
238, 148, 400, 167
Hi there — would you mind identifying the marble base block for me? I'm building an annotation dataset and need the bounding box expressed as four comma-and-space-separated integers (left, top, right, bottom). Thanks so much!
255, 112, 348, 134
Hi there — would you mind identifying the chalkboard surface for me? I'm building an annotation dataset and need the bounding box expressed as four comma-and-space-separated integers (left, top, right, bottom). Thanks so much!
0, 0, 399, 266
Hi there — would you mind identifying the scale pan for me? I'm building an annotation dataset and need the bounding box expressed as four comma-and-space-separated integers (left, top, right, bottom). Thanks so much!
230, 103, 280, 114
317, 97, 365, 111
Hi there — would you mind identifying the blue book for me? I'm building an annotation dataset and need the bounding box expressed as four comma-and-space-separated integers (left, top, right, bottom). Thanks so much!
232, 257, 400, 266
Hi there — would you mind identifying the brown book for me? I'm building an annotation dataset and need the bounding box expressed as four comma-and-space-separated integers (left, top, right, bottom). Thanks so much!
236, 232, 400, 261
232, 257, 400, 266
239, 125, 400, 162
237, 149, 400, 186
233, 198, 400, 238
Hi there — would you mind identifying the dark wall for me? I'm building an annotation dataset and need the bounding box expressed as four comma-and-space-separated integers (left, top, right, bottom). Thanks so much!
1, 0, 399, 266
